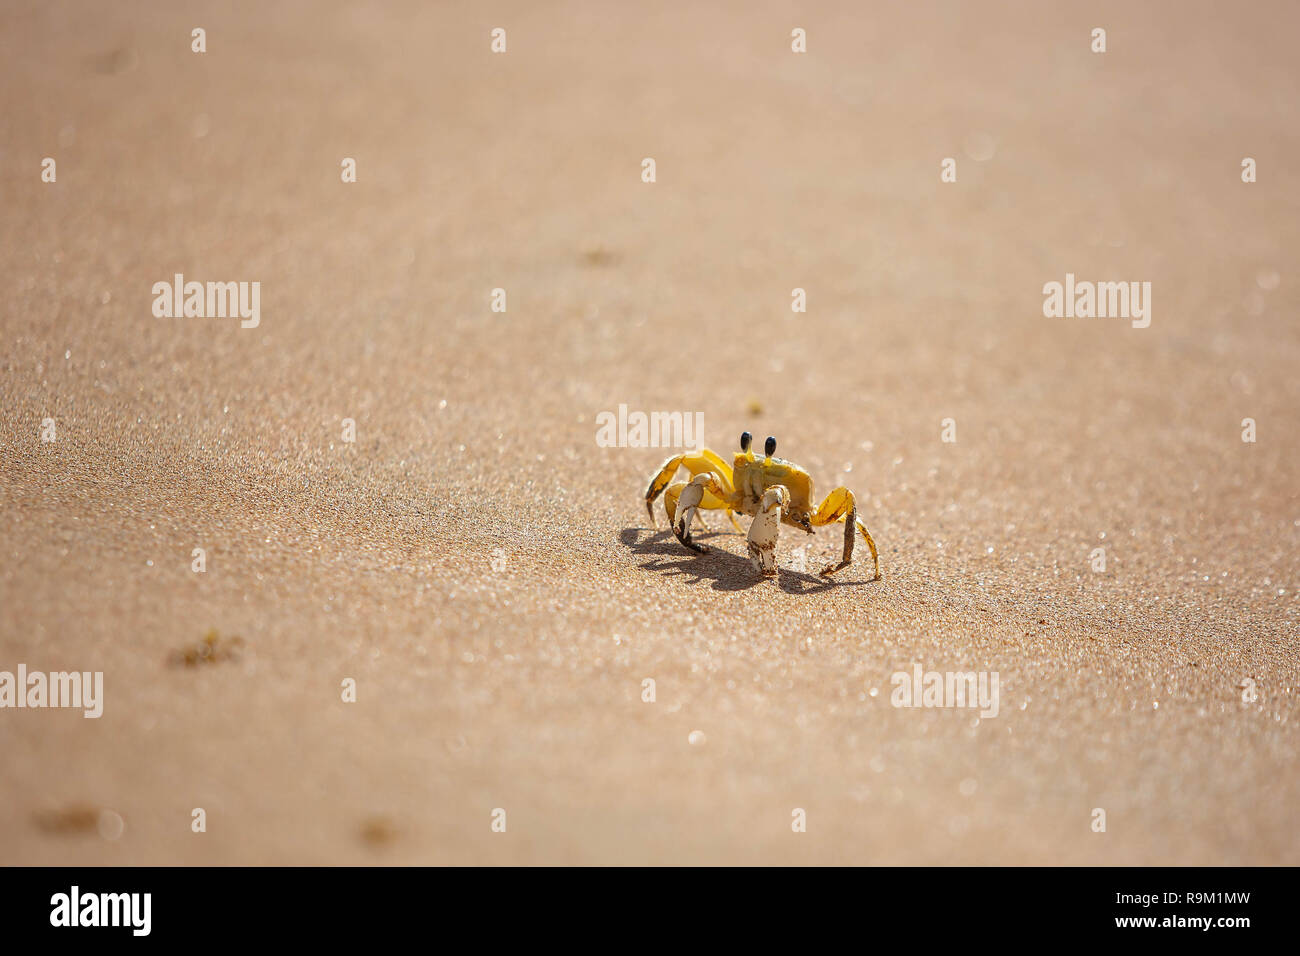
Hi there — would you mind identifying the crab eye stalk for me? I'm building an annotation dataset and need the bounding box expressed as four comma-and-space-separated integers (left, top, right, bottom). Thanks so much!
764, 436, 776, 457
740, 431, 752, 452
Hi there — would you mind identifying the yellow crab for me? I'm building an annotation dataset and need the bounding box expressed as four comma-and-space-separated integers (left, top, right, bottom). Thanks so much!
644, 432, 882, 580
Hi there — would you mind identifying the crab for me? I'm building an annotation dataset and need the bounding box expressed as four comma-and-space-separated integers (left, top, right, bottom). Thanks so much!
644, 432, 881, 580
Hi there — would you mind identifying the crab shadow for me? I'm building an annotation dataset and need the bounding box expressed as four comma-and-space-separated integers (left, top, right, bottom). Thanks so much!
620, 527, 871, 594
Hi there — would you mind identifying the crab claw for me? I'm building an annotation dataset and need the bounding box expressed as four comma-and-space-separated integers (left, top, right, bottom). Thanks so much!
747, 486, 789, 576
672, 474, 711, 554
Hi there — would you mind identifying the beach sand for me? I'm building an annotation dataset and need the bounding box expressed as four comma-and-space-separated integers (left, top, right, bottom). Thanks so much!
1, 0, 1297, 865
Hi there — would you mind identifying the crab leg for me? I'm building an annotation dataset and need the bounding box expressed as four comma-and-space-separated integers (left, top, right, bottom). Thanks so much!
644, 454, 685, 523
670, 474, 714, 553
811, 487, 881, 580
644, 450, 742, 530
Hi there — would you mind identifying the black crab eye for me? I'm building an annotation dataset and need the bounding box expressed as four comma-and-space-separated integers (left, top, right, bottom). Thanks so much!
764, 436, 776, 457
740, 431, 752, 452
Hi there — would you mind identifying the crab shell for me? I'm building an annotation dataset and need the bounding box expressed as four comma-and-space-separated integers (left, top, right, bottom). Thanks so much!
732, 454, 815, 532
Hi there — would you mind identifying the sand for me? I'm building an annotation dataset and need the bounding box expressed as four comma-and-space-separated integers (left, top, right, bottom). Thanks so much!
1, 0, 1297, 865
